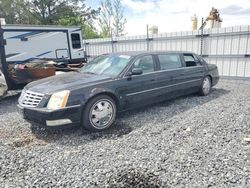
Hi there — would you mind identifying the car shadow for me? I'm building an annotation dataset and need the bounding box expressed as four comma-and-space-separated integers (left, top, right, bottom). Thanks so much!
30, 88, 230, 146
0, 92, 20, 115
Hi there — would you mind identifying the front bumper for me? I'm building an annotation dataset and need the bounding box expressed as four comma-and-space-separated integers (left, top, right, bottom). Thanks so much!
18, 104, 82, 127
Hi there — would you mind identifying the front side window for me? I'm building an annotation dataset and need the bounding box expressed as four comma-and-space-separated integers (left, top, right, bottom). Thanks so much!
158, 54, 182, 70
81, 54, 131, 77
133, 55, 154, 74
71, 33, 81, 49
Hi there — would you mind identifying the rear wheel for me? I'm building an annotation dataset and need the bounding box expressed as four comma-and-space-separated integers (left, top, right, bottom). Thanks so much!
81, 95, 117, 131
199, 76, 211, 96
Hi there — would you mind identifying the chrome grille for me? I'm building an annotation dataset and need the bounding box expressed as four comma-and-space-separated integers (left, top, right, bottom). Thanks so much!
19, 89, 44, 108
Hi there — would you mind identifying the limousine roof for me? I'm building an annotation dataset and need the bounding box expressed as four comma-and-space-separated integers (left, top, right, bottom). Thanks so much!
105, 51, 196, 57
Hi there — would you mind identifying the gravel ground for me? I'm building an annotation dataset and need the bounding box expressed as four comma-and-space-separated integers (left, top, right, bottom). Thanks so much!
0, 79, 250, 187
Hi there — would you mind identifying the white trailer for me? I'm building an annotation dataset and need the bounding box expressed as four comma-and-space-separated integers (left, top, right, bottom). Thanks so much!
0, 24, 86, 95
2, 24, 86, 63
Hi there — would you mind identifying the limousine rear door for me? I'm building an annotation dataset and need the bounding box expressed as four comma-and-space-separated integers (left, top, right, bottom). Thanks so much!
154, 53, 187, 98
180, 53, 205, 90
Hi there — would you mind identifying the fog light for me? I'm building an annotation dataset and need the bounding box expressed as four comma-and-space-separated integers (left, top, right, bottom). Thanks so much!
46, 119, 72, 126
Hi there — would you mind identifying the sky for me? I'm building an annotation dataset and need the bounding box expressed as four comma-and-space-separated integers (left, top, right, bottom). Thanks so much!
86, 0, 250, 36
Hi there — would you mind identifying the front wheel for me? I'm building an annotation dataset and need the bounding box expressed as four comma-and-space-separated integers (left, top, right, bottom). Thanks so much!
199, 76, 212, 96
81, 95, 117, 131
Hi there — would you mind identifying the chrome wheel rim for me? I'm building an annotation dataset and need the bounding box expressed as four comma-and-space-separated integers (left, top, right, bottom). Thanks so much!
202, 77, 211, 94
89, 99, 114, 129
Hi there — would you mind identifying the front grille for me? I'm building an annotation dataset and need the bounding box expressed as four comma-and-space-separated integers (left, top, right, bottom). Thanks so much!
19, 89, 44, 108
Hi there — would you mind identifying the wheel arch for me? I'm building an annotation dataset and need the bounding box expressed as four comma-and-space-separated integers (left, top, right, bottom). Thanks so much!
203, 74, 212, 84
96, 92, 119, 108
85, 91, 120, 110
206, 74, 213, 84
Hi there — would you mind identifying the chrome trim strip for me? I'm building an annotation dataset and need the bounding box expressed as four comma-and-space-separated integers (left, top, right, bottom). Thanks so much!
46, 119, 72, 126
126, 79, 201, 96
18, 104, 81, 112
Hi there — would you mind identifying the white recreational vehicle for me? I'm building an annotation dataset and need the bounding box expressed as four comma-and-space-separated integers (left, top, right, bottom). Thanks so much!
0, 24, 86, 96
2, 24, 86, 63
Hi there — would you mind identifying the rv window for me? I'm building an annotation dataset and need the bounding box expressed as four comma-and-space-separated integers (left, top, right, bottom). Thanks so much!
71, 33, 81, 49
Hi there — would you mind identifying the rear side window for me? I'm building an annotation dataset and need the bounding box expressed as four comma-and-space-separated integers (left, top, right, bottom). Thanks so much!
71, 33, 81, 49
158, 54, 182, 70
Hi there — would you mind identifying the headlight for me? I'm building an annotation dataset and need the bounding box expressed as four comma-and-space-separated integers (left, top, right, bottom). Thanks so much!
47, 90, 70, 110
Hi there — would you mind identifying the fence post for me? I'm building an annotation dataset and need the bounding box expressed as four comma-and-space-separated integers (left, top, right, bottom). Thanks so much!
82, 32, 89, 62
146, 24, 149, 51
243, 25, 250, 77
111, 30, 114, 53
200, 17, 204, 55
84, 41, 89, 61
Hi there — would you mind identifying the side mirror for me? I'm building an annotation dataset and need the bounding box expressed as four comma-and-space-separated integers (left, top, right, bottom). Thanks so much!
131, 68, 143, 75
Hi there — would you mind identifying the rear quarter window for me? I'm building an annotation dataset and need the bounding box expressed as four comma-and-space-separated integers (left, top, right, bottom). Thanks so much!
183, 54, 201, 67
196, 55, 207, 65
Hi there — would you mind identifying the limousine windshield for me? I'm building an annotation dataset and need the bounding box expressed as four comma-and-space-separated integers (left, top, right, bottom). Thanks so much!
81, 54, 131, 77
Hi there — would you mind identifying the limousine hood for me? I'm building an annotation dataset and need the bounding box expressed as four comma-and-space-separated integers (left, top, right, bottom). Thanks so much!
25, 72, 112, 94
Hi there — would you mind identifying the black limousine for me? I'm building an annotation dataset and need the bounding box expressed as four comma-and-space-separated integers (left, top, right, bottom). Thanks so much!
18, 51, 219, 131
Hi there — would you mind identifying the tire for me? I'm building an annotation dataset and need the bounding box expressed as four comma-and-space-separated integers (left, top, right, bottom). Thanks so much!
0, 71, 8, 97
81, 95, 117, 131
199, 76, 212, 96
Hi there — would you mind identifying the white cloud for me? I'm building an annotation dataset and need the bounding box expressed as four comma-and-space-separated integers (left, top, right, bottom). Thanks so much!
122, 0, 156, 13
123, 0, 250, 35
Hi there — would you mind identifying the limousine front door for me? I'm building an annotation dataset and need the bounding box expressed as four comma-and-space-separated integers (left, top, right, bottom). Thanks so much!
118, 55, 159, 108
124, 72, 158, 105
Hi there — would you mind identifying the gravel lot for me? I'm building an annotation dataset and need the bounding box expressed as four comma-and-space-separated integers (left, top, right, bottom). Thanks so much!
0, 80, 250, 187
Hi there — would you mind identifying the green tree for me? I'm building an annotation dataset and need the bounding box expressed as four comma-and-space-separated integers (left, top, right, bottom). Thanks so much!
98, 0, 113, 37
82, 24, 100, 39
0, 0, 99, 25
29, 0, 94, 25
0, 0, 100, 38
113, 0, 126, 36
0, 0, 32, 24
98, 0, 126, 38
58, 16, 100, 39
29, 0, 57, 24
